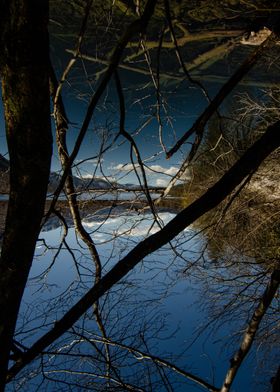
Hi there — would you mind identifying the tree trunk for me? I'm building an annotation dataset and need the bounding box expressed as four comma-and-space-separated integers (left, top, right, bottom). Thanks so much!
220, 269, 280, 392
6, 119, 280, 383
0, 1, 52, 389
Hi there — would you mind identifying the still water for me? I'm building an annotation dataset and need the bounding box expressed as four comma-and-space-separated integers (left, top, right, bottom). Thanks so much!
14, 208, 273, 391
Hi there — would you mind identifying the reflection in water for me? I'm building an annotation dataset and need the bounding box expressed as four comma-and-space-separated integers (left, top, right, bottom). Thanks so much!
2, 2, 280, 390
16, 210, 272, 391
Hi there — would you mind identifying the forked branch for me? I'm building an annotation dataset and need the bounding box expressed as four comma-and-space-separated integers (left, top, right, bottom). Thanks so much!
6, 119, 280, 383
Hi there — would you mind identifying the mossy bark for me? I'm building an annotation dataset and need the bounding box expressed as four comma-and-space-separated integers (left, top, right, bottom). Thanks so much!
0, 1, 52, 389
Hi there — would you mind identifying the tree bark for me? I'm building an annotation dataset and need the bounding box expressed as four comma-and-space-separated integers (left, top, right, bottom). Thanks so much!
220, 269, 280, 392
6, 119, 280, 383
0, 1, 52, 389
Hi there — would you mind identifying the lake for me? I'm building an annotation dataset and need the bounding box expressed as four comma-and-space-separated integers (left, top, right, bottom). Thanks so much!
2, 2, 280, 389
11, 207, 275, 391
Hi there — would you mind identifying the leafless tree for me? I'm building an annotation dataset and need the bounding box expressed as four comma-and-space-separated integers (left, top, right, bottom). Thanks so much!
0, 1, 279, 391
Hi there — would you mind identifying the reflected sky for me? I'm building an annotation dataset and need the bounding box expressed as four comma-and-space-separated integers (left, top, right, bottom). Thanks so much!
1, 7, 279, 392
50, 74, 209, 186
19, 210, 270, 392
0, 31, 261, 188
0, 60, 213, 187
0, 10, 277, 189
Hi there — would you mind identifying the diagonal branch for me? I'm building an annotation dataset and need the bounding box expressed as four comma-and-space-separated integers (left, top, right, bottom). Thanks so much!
49, 63, 111, 377
114, 71, 160, 223
44, 0, 158, 224
166, 31, 277, 159
88, 335, 219, 391
220, 269, 280, 392
65, 49, 183, 81
6, 120, 280, 382
126, 29, 245, 50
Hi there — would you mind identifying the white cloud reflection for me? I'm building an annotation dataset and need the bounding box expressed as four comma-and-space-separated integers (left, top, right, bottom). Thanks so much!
112, 163, 178, 176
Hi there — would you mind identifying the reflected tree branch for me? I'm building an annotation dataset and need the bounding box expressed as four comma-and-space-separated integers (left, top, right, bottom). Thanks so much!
49, 62, 112, 379
6, 119, 280, 383
44, 0, 158, 223
87, 334, 219, 391
114, 70, 160, 225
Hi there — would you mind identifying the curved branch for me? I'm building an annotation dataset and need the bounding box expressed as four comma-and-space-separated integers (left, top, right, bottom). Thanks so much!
89, 335, 219, 391
6, 120, 280, 382
44, 0, 158, 223
49, 63, 111, 378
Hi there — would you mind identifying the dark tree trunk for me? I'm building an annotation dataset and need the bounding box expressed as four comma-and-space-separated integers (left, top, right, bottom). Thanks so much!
0, 1, 52, 389
271, 366, 280, 392
6, 119, 280, 383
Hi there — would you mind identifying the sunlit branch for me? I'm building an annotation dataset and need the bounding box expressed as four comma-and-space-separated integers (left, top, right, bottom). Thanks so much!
44, 0, 158, 224
50, 61, 113, 378
126, 29, 244, 49
65, 49, 182, 81
166, 31, 278, 159
155, 28, 168, 154
184, 39, 240, 72
89, 335, 219, 391
43, 368, 145, 391
6, 119, 280, 382
114, 70, 161, 226
220, 269, 280, 392
69, 331, 126, 390
49, 64, 102, 275
139, 34, 173, 156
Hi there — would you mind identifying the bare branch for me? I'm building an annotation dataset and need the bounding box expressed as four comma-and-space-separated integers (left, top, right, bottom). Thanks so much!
65, 49, 183, 81
44, 0, 158, 223
6, 119, 280, 382
87, 335, 219, 391
220, 269, 280, 392
166, 31, 278, 159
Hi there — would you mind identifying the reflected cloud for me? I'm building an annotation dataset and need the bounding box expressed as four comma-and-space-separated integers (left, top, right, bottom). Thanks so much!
112, 163, 179, 176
